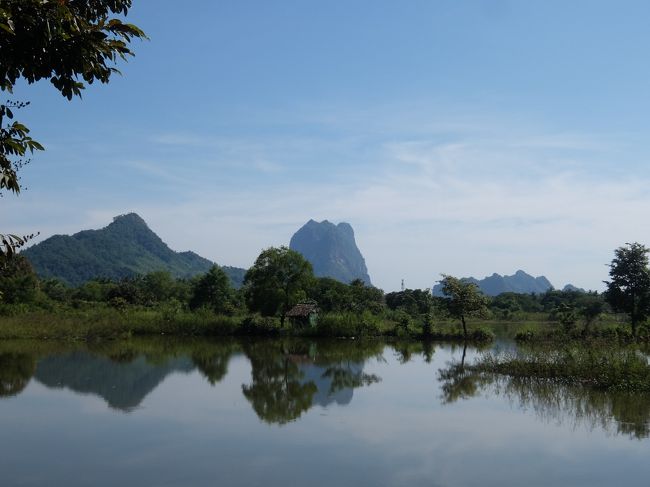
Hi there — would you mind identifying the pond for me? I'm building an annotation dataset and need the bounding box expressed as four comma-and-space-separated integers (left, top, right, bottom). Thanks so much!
1, 338, 649, 487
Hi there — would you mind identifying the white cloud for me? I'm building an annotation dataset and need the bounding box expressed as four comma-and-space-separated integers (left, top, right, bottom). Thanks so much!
8, 106, 650, 292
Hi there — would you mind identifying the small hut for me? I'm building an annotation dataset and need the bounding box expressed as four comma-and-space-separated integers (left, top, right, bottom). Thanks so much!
286, 302, 319, 328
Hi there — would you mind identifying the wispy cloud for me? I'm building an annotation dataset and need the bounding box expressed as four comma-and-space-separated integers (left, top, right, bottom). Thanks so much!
10, 105, 650, 292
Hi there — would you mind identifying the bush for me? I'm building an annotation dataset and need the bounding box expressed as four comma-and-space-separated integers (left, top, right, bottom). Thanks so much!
240, 314, 281, 335
316, 311, 381, 337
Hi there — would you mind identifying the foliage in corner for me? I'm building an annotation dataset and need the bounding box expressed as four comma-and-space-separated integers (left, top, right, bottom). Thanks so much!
0, 0, 146, 257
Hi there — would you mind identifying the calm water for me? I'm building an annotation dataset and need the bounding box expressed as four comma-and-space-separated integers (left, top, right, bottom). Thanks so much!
1, 338, 650, 487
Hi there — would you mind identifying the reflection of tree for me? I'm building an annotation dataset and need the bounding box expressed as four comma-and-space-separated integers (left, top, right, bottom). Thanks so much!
242, 339, 384, 424
0, 353, 36, 397
438, 343, 492, 404
499, 377, 650, 439
191, 341, 237, 385
438, 352, 650, 439
392, 340, 436, 364
242, 341, 316, 424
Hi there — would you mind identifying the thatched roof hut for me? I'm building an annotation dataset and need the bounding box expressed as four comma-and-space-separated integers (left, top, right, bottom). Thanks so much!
286, 302, 319, 327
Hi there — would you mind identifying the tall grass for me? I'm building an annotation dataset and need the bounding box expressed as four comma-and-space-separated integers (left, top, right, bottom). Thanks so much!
472, 346, 650, 392
0, 306, 496, 342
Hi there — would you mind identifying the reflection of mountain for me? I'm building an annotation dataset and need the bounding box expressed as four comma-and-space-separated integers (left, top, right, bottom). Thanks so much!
300, 363, 356, 406
302, 362, 381, 407
34, 352, 194, 411
0, 353, 36, 398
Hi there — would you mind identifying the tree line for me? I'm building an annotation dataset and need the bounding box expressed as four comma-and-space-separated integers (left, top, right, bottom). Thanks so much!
1, 243, 635, 339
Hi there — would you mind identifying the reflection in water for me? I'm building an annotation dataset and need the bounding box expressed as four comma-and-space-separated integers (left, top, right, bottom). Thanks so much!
499, 377, 650, 439
0, 339, 383, 423
242, 340, 382, 424
35, 352, 194, 412
0, 353, 35, 397
242, 341, 318, 424
392, 340, 435, 364
5, 336, 650, 439
29, 339, 240, 411
438, 349, 650, 439
191, 341, 238, 385
438, 344, 493, 404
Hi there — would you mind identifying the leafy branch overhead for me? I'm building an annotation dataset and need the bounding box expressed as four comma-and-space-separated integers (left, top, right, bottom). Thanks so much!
0, 232, 37, 260
0, 0, 146, 257
0, 0, 147, 99
0, 101, 43, 195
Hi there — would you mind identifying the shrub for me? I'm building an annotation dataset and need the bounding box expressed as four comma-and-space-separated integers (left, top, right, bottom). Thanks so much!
240, 314, 281, 335
316, 311, 381, 337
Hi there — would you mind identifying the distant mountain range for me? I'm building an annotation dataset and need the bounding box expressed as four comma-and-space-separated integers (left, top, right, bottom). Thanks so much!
290, 219, 371, 285
21, 213, 585, 295
432, 270, 581, 297
22, 213, 246, 287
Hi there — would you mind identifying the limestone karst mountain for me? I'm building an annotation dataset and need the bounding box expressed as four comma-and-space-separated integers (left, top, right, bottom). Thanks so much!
289, 219, 371, 285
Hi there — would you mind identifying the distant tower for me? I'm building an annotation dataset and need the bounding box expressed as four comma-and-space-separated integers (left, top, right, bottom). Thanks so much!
401, 279, 405, 291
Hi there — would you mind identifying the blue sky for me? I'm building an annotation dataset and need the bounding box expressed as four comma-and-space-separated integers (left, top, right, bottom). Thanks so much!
6, 0, 650, 291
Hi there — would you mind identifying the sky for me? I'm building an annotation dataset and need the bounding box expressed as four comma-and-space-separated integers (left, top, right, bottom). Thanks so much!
6, 0, 650, 292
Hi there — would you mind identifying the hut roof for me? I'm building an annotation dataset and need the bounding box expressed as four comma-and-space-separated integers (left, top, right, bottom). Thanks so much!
286, 303, 319, 317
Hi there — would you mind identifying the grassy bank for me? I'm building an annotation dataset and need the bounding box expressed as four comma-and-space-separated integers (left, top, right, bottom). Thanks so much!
514, 321, 650, 344
0, 306, 495, 342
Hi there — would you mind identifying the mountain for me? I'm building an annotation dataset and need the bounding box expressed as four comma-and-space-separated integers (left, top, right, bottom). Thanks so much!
433, 270, 553, 297
562, 284, 586, 293
289, 219, 371, 285
21, 213, 246, 287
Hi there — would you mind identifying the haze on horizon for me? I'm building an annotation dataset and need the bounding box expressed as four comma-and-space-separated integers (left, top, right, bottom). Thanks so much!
6, 0, 650, 293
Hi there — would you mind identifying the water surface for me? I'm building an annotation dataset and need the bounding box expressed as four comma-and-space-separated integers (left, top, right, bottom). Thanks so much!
1, 338, 649, 486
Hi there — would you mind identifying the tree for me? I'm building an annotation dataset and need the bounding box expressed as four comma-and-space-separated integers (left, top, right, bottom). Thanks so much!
577, 293, 605, 332
0, 254, 39, 303
604, 242, 650, 336
307, 277, 352, 313
349, 278, 384, 314
244, 246, 314, 327
439, 274, 489, 339
0, 0, 146, 257
385, 288, 435, 335
142, 271, 177, 304
555, 302, 577, 333
189, 266, 234, 315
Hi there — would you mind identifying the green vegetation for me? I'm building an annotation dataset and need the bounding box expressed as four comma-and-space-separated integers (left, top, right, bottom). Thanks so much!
604, 242, 650, 336
244, 246, 314, 327
438, 274, 489, 338
440, 345, 650, 393
4, 242, 650, 344
0, 246, 496, 341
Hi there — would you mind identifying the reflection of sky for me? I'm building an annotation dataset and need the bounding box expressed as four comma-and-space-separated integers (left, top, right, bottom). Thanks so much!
1, 346, 650, 487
